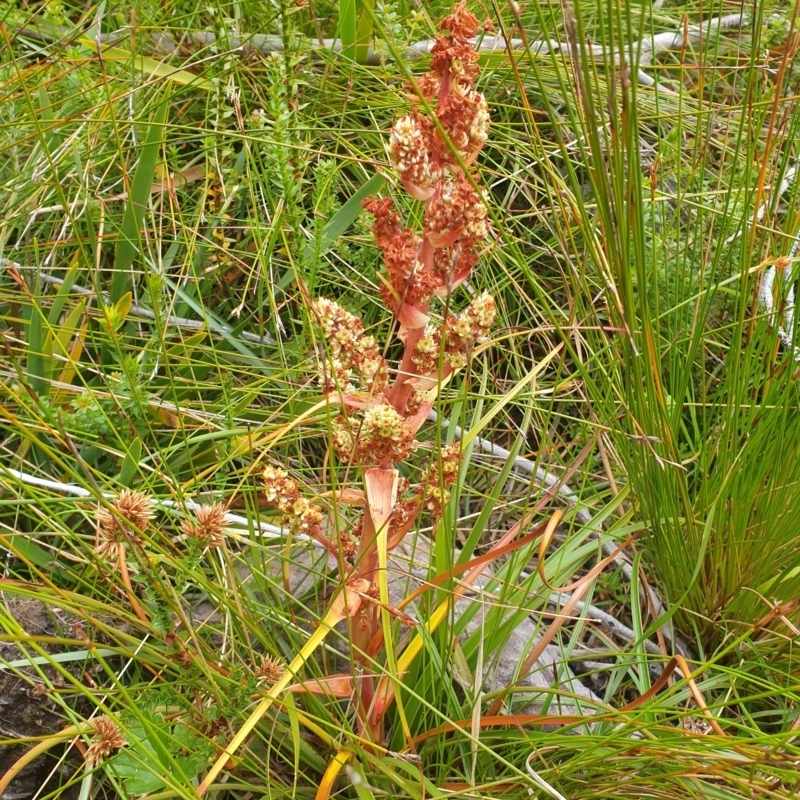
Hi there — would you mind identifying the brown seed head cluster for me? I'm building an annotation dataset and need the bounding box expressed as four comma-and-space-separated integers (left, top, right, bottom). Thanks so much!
363, 2, 492, 326
85, 716, 126, 767
425, 172, 489, 249
95, 489, 154, 564
361, 197, 440, 312
180, 502, 227, 548
254, 655, 286, 684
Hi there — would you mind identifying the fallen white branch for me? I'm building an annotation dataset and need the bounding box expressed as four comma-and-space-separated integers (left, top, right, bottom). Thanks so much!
754, 160, 800, 361
79, 12, 750, 91
0, 465, 284, 539
4, 260, 275, 346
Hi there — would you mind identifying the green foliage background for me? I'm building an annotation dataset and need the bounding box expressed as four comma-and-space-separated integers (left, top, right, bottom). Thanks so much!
1, 0, 799, 797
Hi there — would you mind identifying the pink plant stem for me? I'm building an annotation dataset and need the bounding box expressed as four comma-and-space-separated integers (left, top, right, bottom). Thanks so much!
351, 510, 380, 662
386, 236, 436, 415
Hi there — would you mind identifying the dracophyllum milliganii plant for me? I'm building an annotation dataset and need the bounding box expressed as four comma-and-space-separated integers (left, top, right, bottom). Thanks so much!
262, 3, 495, 743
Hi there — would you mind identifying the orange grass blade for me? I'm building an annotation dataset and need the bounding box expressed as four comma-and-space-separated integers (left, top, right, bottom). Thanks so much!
288, 674, 356, 697
413, 655, 726, 749
316, 749, 355, 800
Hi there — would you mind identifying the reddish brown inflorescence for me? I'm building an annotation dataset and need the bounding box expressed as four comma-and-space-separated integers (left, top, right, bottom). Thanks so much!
313, 1, 493, 422
273, 6, 491, 633
262, 7, 495, 741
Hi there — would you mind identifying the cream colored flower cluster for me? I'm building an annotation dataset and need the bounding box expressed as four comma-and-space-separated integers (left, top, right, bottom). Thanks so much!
262, 466, 324, 540
311, 298, 388, 394
332, 404, 418, 466
388, 114, 441, 200
412, 291, 497, 376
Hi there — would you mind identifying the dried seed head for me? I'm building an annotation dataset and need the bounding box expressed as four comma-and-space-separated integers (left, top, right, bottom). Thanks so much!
114, 489, 154, 531
255, 655, 286, 684
181, 502, 227, 548
85, 716, 125, 766
362, 197, 443, 313
96, 489, 153, 539
338, 528, 357, 558
436, 88, 490, 162
95, 489, 154, 564
440, 2, 480, 44
425, 172, 489, 248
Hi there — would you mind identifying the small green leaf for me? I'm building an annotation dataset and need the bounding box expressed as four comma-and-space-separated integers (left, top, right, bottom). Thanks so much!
339, 0, 358, 61
115, 292, 133, 326
112, 97, 170, 302
119, 437, 142, 486
111, 752, 165, 795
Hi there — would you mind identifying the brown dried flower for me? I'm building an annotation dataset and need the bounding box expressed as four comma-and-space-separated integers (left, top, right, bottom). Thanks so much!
95, 489, 154, 564
425, 171, 488, 249
430, 4, 481, 83
180, 502, 227, 548
263, 467, 326, 542
255, 655, 286, 684
85, 716, 125, 766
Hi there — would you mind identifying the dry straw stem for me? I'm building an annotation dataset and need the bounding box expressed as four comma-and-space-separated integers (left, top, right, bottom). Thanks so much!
1, 466, 284, 539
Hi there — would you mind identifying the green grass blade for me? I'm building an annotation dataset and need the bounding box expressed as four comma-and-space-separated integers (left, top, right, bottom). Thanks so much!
338, 0, 358, 62
111, 94, 169, 303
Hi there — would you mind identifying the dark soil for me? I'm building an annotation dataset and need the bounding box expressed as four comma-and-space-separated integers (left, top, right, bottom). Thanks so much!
0, 599, 89, 800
